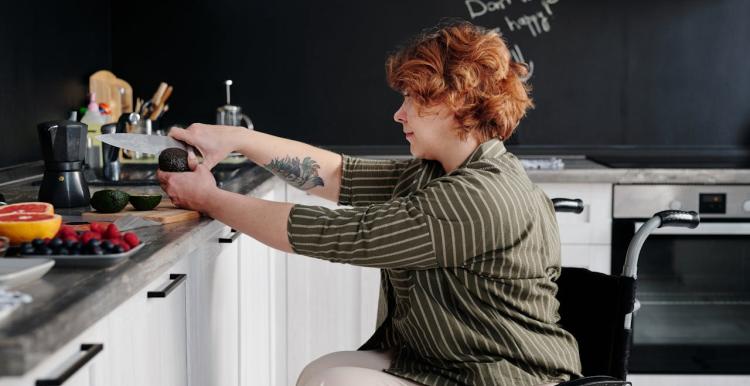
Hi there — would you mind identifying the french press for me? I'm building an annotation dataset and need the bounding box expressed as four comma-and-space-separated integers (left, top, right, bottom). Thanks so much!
216, 80, 253, 129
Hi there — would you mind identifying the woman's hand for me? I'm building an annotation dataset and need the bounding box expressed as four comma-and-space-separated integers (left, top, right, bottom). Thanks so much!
157, 157, 219, 214
168, 123, 246, 169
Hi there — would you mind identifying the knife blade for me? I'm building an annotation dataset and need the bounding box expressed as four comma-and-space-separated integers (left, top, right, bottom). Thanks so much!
96, 133, 188, 156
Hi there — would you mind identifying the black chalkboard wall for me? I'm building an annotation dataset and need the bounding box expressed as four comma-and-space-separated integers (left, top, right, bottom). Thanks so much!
111, 0, 750, 152
2, 1, 750, 167
0, 1, 110, 167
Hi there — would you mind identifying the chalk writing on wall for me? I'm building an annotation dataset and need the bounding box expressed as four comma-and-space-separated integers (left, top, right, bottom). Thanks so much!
464, 0, 561, 80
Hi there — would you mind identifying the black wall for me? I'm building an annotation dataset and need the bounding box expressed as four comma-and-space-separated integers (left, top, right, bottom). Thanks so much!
0, 1, 111, 167
111, 0, 750, 150
2, 1, 749, 168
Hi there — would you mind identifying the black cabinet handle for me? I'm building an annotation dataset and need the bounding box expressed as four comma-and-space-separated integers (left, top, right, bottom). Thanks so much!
218, 229, 240, 243
36, 343, 103, 386
147, 274, 187, 298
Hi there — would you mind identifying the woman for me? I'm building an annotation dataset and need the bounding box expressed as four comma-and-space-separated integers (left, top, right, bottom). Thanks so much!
159, 21, 581, 386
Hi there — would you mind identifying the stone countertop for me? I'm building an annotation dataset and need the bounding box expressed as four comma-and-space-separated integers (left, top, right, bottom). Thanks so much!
355, 153, 750, 184
2, 152, 750, 375
0, 162, 273, 376
524, 166, 750, 184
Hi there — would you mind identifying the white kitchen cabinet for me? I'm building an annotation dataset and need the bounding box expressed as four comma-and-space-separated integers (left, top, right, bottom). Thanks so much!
537, 183, 613, 274
284, 186, 380, 386
148, 258, 189, 386
238, 179, 285, 386
187, 226, 240, 386
105, 257, 189, 386
105, 282, 156, 386
0, 319, 107, 386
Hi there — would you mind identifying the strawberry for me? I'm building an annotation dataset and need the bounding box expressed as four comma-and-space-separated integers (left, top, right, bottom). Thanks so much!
105, 223, 120, 240
57, 225, 76, 239
89, 222, 106, 234
123, 232, 140, 248
80, 231, 101, 245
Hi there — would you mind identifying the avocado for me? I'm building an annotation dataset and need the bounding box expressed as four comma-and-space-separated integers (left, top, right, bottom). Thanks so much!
159, 148, 189, 172
129, 194, 162, 211
90, 189, 130, 213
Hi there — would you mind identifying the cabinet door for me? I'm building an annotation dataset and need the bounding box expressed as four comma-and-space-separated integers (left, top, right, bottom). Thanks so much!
537, 183, 613, 245
238, 181, 283, 386
106, 258, 189, 386
285, 187, 380, 385
239, 233, 272, 386
0, 321, 108, 386
187, 226, 240, 386
106, 280, 156, 386
148, 258, 189, 386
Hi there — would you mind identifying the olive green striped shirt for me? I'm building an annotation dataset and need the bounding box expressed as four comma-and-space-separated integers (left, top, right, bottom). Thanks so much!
287, 139, 582, 386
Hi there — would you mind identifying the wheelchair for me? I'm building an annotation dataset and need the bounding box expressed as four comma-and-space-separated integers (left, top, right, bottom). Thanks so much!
550, 198, 700, 386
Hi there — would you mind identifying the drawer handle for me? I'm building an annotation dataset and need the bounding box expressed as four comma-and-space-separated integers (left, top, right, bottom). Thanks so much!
147, 274, 187, 298
36, 343, 103, 386
218, 229, 240, 243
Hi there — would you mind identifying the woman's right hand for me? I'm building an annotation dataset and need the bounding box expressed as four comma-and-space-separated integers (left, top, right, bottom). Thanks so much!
168, 124, 246, 170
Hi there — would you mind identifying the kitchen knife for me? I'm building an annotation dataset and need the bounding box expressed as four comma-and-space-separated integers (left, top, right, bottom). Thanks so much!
96, 133, 200, 157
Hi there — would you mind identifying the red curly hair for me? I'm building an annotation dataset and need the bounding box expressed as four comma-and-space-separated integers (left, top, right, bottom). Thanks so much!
386, 21, 533, 142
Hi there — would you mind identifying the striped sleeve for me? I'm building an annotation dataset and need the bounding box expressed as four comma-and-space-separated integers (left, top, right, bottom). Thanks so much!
338, 154, 416, 207
287, 198, 437, 269
288, 171, 534, 269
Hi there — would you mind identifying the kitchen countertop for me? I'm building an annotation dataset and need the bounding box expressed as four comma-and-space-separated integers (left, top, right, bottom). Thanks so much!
0, 161, 274, 376
2, 151, 750, 376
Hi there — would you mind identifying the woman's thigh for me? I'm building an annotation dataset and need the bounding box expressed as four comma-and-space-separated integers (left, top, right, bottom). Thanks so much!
296, 350, 423, 386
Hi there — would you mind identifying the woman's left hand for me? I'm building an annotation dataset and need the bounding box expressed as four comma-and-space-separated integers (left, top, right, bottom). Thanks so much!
157, 158, 219, 213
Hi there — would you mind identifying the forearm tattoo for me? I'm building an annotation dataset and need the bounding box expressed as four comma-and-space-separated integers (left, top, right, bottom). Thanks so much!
265, 155, 325, 190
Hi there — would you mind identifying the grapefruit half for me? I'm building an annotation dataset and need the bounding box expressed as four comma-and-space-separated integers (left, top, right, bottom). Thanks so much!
0, 202, 55, 215
0, 213, 62, 244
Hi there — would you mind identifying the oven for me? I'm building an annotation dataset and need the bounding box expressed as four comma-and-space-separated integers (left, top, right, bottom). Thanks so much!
612, 184, 750, 374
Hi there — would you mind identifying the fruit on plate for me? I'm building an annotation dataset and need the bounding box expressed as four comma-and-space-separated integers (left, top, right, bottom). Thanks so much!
128, 194, 162, 211
159, 148, 189, 172
0, 202, 54, 215
0, 213, 62, 244
90, 190, 130, 213
15, 222, 142, 256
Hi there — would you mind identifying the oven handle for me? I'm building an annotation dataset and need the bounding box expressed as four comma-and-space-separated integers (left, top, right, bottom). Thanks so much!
635, 221, 750, 235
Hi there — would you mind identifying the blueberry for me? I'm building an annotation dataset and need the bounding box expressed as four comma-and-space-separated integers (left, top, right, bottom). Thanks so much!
64, 239, 77, 249
36, 246, 53, 255
49, 238, 63, 248
32, 239, 45, 247
112, 245, 125, 254
101, 240, 114, 251
20, 243, 35, 254
87, 239, 101, 248
57, 248, 70, 255
91, 247, 104, 255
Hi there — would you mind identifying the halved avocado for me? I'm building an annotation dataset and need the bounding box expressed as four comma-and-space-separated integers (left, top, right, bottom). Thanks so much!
90, 189, 130, 213
129, 194, 162, 211
159, 148, 189, 172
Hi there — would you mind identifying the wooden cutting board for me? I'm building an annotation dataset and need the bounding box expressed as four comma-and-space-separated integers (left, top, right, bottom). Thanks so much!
82, 200, 200, 224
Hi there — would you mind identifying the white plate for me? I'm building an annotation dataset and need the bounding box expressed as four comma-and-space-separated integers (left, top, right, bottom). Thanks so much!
0, 258, 55, 289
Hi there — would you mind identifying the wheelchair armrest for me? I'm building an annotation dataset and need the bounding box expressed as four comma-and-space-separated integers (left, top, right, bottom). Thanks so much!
555, 375, 631, 386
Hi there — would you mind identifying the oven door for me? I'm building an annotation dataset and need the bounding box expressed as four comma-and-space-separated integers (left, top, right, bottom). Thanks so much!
612, 220, 750, 374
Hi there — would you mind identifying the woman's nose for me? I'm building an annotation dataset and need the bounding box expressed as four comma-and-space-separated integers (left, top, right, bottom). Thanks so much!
393, 103, 407, 124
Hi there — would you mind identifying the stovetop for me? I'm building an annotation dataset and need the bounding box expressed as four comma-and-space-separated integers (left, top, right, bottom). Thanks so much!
587, 154, 750, 169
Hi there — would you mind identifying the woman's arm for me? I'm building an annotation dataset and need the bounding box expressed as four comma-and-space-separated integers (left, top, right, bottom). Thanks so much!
236, 130, 343, 203
157, 162, 295, 252
170, 124, 343, 203
206, 189, 295, 253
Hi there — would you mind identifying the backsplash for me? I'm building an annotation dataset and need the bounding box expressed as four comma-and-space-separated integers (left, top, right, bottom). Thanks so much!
0, 1, 111, 168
